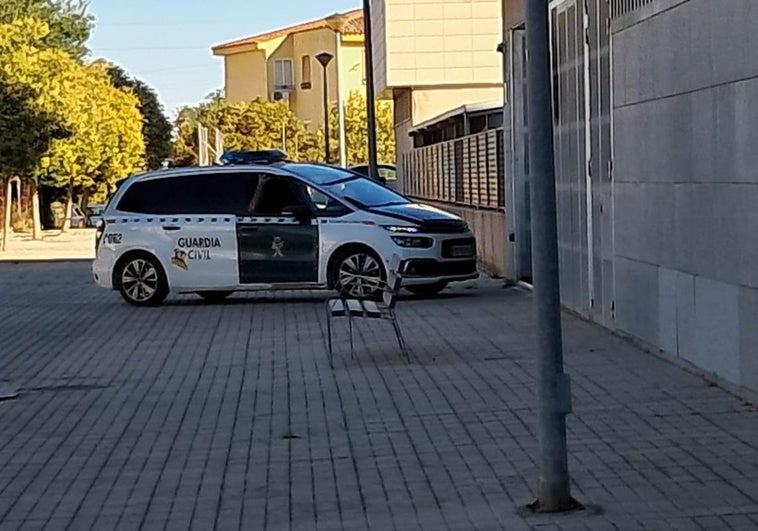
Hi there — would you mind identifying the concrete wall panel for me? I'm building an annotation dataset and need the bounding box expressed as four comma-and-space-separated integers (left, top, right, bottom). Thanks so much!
615, 257, 659, 347
739, 287, 758, 390
692, 277, 740, 384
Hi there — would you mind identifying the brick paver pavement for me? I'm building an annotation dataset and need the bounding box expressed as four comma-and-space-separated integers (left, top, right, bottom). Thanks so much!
0, 262, 757, 530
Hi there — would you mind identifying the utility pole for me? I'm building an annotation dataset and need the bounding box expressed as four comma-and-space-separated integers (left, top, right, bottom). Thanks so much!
525, 0, 576, 513
362, 0, 379, 183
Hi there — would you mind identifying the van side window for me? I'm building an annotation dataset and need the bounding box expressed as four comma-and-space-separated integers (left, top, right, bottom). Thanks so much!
248, 175, 307, 216
117, 174, 257, 215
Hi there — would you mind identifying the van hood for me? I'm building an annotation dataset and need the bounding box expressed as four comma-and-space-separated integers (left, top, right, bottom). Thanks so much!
368, 203, 468, 233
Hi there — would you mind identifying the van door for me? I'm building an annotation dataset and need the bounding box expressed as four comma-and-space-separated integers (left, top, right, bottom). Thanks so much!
236, 174, 319, 284
117, 173, 245, 290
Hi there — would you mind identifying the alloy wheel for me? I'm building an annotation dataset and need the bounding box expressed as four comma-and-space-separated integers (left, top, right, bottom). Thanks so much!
121, 258, 159, 303
337, 253, 383, 298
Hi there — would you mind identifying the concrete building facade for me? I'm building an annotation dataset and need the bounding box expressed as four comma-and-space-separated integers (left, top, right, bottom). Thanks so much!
499, 0, 758, 397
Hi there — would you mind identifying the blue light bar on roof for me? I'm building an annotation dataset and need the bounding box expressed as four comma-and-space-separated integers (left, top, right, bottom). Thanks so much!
220, 150, 289, 166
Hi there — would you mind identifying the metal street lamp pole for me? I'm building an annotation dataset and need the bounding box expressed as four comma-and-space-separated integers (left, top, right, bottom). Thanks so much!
525, 0, 575, 513
316, 52, 335, 164
362, 0, 379, 182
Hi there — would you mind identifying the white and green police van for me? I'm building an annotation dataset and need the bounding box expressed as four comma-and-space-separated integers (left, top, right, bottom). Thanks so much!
92, 151, 478, 306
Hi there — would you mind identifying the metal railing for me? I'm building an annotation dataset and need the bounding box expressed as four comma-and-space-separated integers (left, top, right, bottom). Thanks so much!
402, 128, 505, 210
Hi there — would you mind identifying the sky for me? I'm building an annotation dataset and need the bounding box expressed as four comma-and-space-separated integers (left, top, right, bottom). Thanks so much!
87, 0, 359, 117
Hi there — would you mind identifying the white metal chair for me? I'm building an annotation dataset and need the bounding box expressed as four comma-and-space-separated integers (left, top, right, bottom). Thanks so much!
326, 255, 409, 366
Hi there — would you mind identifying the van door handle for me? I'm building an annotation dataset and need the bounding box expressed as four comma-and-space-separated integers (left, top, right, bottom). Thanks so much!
162, 226, 181, 231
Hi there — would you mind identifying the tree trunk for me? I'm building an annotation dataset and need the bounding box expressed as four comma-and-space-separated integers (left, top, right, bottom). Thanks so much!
62, 177, 73, 232
31, 181, 42, 240
1, 177, 10, 252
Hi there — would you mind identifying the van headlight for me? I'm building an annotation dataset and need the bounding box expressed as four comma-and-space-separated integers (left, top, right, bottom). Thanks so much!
391, 236, 433, 248
382, 225, 421, 234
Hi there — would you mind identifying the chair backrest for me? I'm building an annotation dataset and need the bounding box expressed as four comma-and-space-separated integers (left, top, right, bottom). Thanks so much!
383, 254, 405, 309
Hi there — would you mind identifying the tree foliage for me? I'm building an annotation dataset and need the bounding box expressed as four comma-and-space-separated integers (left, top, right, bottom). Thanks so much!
328, 91, 396, 166
0, 80, 68, 180
172, 92, 396, 167
0, 0, 93, 59
0, 19, 145, 192
106, 65, 172, 170
173, 97, 323, 166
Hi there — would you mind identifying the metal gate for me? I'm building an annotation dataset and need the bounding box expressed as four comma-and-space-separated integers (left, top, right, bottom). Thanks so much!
588, 0, 615, 327
550, 0, 593, 317
549, 0, 615, 324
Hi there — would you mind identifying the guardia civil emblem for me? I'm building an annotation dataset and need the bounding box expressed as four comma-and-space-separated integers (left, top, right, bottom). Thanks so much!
272, 236, 284, 257
171, 248, 188, 270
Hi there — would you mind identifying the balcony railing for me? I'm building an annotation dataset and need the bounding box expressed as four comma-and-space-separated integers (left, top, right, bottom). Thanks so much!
402, 128, 505, 210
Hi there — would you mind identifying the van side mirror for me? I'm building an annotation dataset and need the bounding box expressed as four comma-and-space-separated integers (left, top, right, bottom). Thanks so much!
283, 205, 313, 224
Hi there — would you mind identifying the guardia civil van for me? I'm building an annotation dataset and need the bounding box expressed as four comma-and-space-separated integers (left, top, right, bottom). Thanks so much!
92, 151, 478, 306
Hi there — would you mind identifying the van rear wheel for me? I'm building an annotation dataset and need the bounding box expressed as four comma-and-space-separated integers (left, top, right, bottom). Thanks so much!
117, 254, 168, 306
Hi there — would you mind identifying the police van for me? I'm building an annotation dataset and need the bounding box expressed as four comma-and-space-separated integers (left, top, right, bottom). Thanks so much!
92, 151, 478, 306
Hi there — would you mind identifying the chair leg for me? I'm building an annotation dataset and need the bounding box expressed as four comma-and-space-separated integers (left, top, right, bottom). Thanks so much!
390, 313, 410, 363
348, 313, 355, 360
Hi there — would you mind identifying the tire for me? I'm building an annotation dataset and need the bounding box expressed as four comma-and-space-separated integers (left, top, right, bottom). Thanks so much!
406, 281, 447, 297
116, 253, 169, 306
329, 247, 386, 299
198, 291, 232, 303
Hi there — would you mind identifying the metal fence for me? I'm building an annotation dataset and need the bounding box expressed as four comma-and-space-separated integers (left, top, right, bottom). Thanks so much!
610, 0, 655, 18
402, 128, 505, 210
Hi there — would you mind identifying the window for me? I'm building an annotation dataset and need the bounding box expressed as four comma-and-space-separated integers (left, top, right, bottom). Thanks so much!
306, 186, 350, 217
323, 177, 410, 209
377, 167, 397, 182
274, 59, 294, 89
300, 55, 312, 89
248, 175, 306, 216
117, 174, 258, 215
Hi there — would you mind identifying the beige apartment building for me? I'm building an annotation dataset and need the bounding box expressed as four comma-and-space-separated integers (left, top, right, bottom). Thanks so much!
212, 9, 366, 130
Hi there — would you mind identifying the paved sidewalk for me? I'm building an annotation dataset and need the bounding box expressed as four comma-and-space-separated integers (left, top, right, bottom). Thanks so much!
0, 230, 95, 261
0, 262, 757, 530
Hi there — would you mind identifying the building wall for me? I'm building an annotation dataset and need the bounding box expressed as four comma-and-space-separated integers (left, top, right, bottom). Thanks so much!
411, 87, 503, 125
287, 28, 336, 128
223, 50, 268, 103
612, 0, 758, 393
375, 0, 503, 92
340, 40, 366, 100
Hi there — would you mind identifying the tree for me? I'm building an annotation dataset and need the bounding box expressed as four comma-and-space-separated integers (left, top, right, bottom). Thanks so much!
172, 91, 395, 168
0, 19, 145, 235
0, 0, 93, 59
106, 65, 172, 170
0, 80, 68, 249
172, 96, 322, 166
327, 91, 396, 166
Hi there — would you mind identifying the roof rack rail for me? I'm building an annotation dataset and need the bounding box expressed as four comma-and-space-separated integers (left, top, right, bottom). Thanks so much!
220, 149, 289, 166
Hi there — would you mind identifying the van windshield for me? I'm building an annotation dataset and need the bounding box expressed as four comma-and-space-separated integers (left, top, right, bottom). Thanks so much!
322, 177, 410, 209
